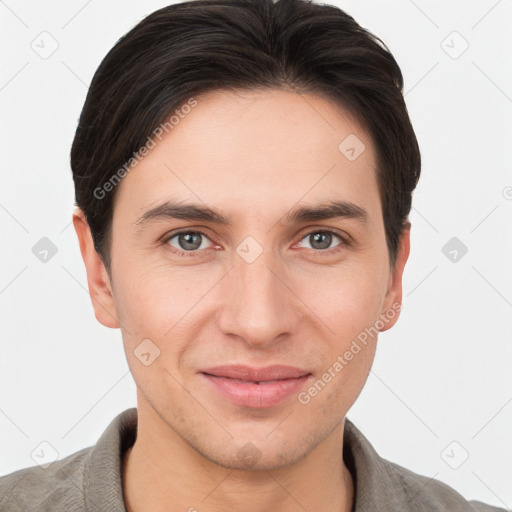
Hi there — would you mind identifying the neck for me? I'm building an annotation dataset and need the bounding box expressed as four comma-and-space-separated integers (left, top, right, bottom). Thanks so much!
122, 401, 354, 512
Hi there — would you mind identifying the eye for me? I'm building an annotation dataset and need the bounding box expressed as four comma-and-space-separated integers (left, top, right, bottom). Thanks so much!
162, 228, 349, 258
164, 230, 215, 255
296, 229, 347, 252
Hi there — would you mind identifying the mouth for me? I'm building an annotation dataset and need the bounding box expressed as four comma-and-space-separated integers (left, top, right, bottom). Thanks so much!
198, 365, 312, 408
202, 376, 298, 384
199, 364, 311, 381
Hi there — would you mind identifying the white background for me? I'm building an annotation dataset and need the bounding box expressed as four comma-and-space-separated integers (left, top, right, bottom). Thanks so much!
1, 0, 511, 508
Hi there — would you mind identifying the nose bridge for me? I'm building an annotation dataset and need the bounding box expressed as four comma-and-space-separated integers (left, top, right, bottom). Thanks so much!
218, 242, 295, 346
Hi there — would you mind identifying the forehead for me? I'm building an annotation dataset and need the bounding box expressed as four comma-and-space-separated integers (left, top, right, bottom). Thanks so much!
113, 88, 381, 226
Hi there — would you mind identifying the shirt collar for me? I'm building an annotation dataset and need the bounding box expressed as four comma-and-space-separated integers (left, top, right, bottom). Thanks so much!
83, 407, 408, 511
84, 407, 137, 512
343, 416, 411, 510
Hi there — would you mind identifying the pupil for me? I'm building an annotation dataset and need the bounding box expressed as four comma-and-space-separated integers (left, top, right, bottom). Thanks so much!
311, 232, 331, 250
179, 232, 201, 250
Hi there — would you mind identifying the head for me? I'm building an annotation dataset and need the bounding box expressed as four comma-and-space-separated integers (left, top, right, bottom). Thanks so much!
72, 0, 420, 471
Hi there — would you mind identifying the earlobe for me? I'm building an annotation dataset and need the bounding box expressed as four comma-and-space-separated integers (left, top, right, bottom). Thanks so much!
379, 223, 411, 332
72, 208, 120, 329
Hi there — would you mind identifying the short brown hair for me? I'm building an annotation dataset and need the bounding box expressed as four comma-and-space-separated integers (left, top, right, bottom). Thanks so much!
71, 0, 421, 273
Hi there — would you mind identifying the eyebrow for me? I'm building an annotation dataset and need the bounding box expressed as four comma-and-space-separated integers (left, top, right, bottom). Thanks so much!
134, 199, 368, 229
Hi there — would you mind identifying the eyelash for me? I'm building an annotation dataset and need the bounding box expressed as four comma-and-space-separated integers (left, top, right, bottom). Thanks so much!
161, 228, 351, 258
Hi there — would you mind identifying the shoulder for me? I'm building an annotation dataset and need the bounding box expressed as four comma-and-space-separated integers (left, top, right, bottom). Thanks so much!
0, 446, 91, 511
343, 418, 507, 512
0, 408, 136, 512
381, 458, 507, 512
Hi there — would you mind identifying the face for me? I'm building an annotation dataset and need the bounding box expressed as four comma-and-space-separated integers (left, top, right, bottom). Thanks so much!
74, 88, 409, 471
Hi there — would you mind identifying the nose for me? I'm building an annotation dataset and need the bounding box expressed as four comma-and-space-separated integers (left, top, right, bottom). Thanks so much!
217, 247, 299, 348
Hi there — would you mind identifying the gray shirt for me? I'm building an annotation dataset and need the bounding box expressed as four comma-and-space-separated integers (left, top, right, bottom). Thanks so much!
0, 408, 506, 511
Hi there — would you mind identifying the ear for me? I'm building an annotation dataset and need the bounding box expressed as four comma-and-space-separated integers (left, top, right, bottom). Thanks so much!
72, 207, 120, 329
378, 222, 411, 332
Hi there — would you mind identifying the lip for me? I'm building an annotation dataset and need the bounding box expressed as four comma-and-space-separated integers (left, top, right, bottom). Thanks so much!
199, 364, 311, 381
199, 365, 312, 408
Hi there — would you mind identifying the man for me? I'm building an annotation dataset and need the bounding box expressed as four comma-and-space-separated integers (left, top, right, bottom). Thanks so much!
0, 0, 505, 510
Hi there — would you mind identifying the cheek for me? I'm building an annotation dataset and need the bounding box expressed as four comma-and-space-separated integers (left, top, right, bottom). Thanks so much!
112, 261, 219, 366
296, 263, 387, 340
114, 270, 193, 392
295, 264, 385, 403
315, 345, 376, 415
111, 249, 188, 332
303, 292, 380, 413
